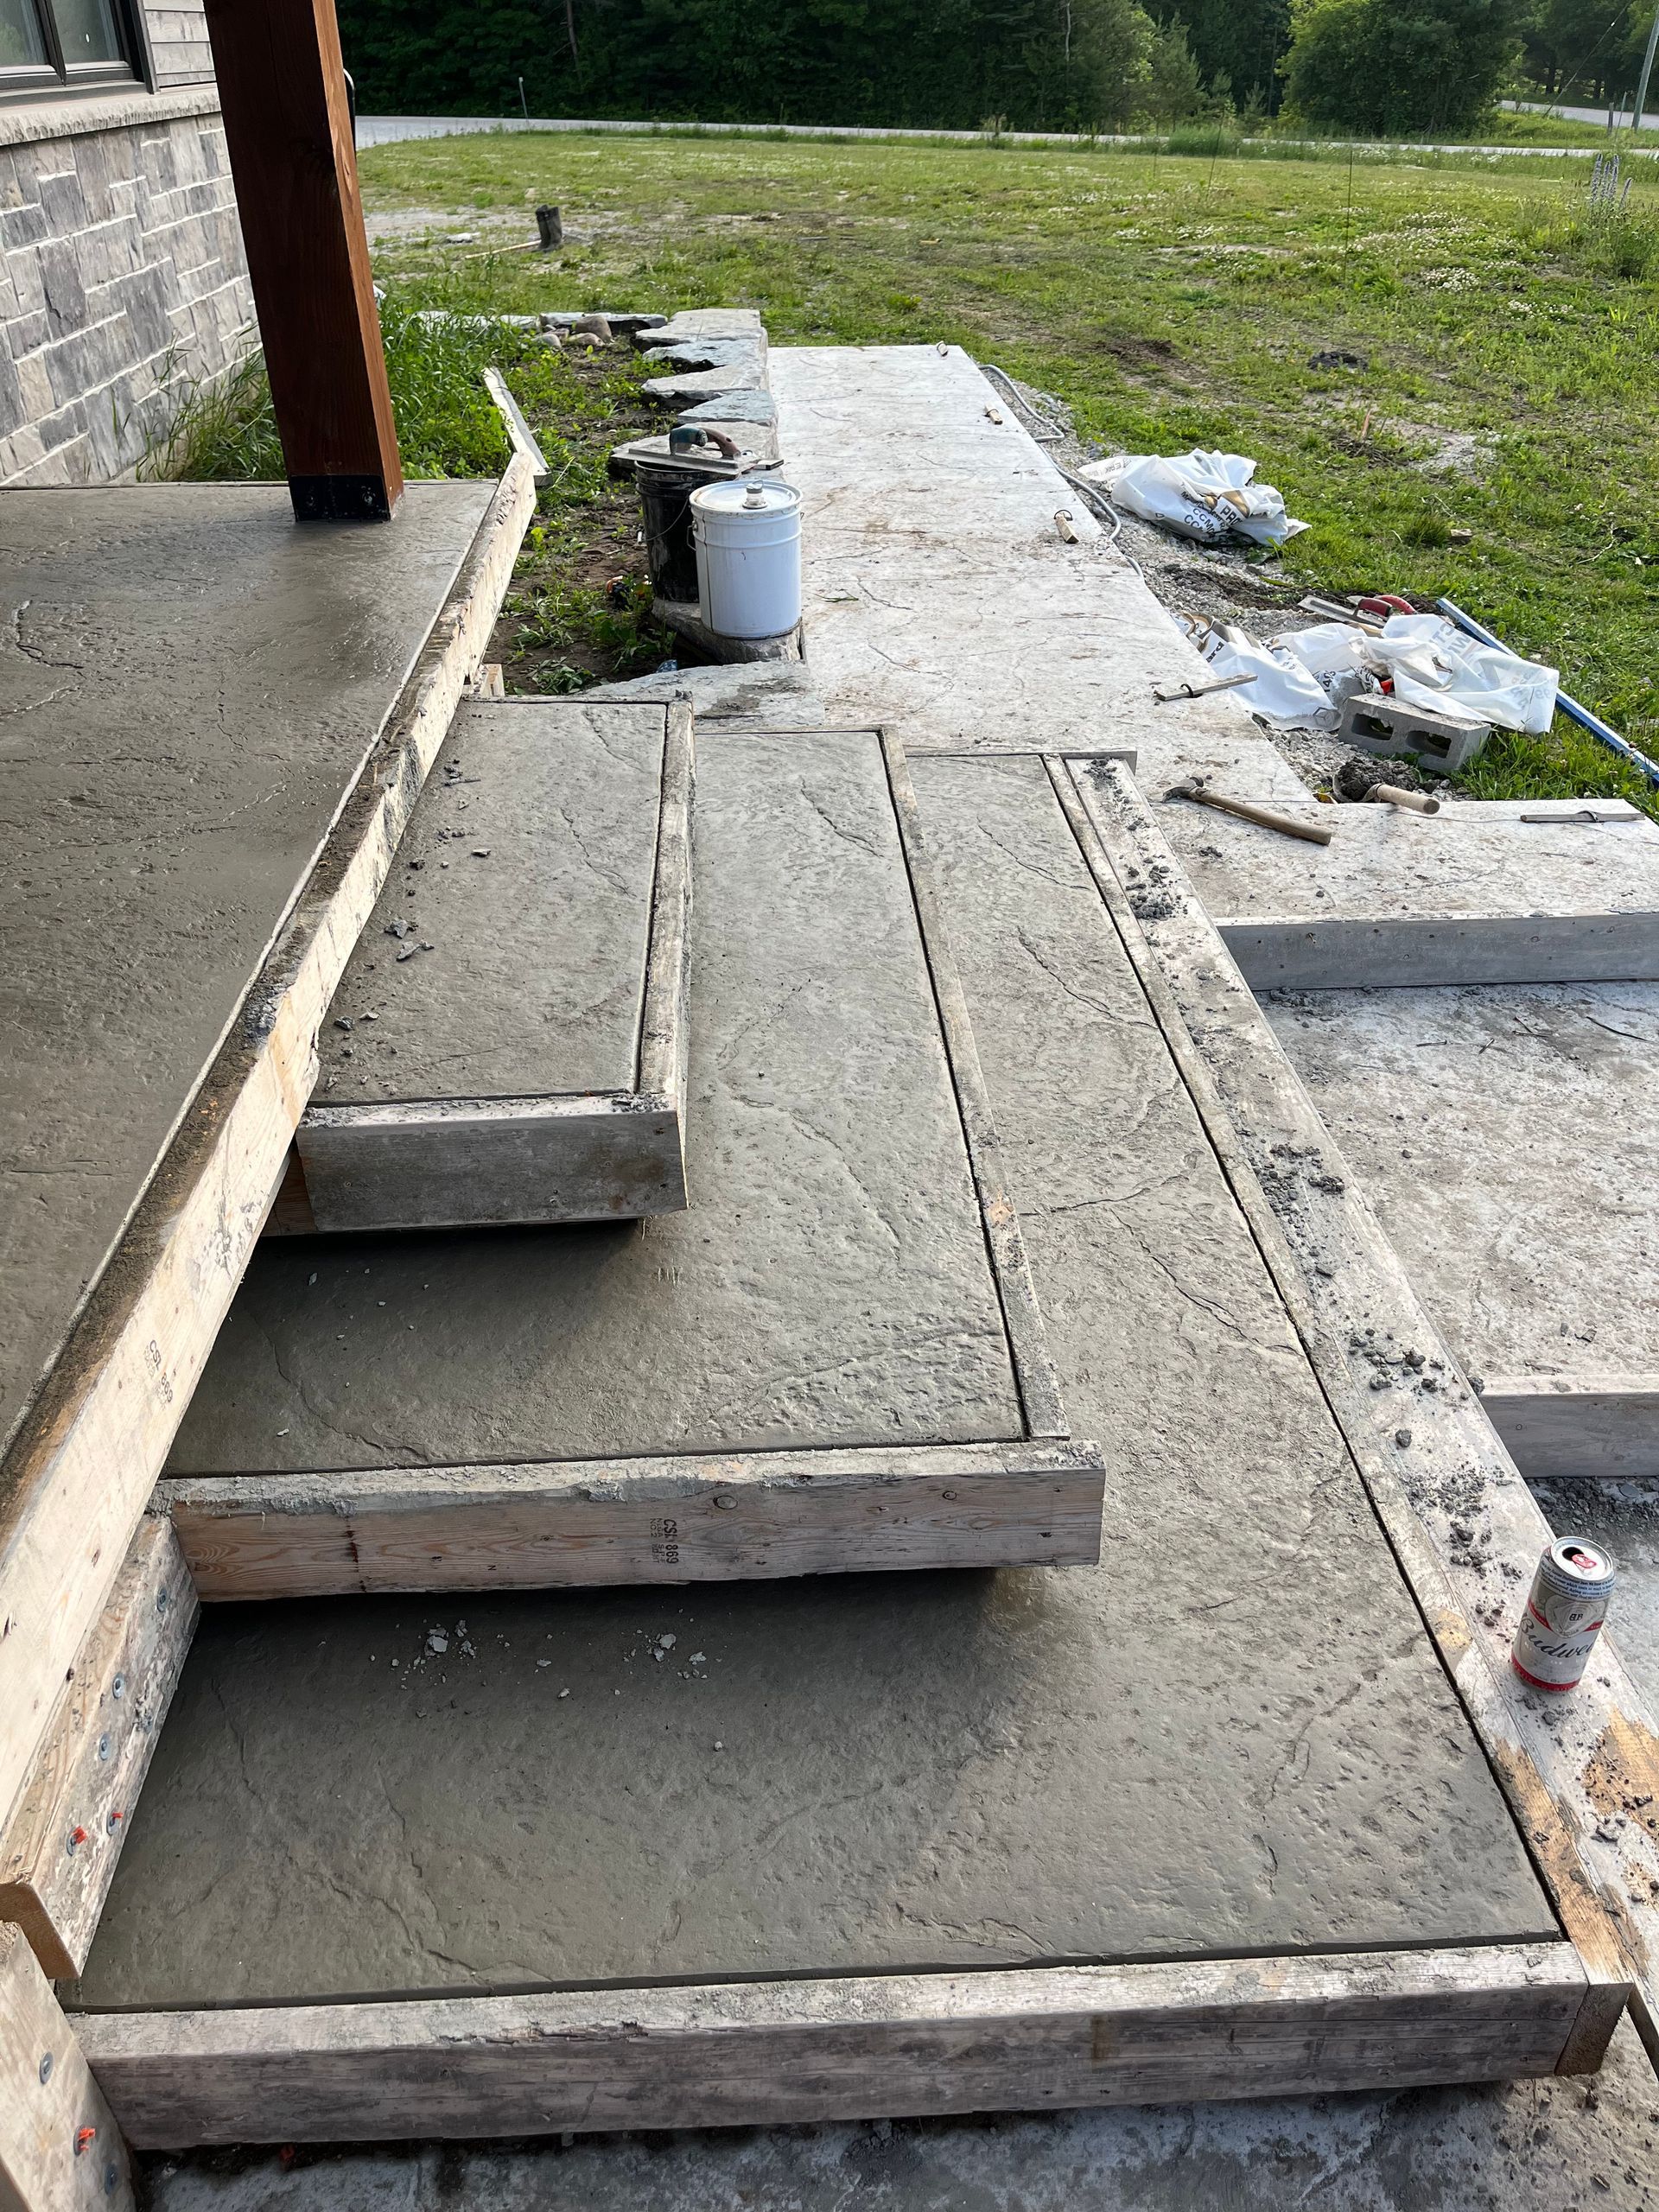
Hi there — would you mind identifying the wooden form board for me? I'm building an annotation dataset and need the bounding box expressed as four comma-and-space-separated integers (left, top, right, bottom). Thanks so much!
0, 459, 536, 1848
74, 1943, 1606, 2152
2, 1926, 135, 2210
0, 1521, 195, 1981
154, 730, 1096, 1595
1481, 1377, 1659, 1484
283, 701, 695, 1233
1064, 754, 1659, 2062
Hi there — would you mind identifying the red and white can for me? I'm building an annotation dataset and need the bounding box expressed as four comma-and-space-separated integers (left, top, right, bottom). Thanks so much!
1511, 1537, 1616, 1693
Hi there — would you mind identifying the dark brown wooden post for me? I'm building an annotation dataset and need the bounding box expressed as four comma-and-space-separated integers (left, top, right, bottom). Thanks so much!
203, 0, 403, 521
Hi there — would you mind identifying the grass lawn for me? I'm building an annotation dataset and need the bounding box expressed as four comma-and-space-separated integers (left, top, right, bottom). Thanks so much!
346, 130, 1658, 805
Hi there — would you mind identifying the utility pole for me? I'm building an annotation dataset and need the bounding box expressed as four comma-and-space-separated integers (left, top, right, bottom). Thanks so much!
1636, 0, 1659, 130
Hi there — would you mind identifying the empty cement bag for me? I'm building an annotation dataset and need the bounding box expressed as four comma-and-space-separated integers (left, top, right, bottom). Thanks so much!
1082, 449, 1309, 547
1374, 614, 1559, 735
1187, 619, 1338, 726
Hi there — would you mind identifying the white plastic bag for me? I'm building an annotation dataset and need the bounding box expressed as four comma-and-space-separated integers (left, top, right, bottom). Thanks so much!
1082, 449, 1308, 547
1373, 614, 1558, 735
1274, 622, 1379, 713
1191, 620, 1337, 726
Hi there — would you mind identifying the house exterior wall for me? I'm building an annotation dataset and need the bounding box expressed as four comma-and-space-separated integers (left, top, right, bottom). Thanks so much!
0, 0, 251, 488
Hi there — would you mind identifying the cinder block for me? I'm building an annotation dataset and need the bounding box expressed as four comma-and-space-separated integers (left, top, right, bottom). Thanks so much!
1338, 690, 1491, 774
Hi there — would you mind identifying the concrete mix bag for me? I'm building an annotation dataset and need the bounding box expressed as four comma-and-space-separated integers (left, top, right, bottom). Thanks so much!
1082, 448, 1309, 548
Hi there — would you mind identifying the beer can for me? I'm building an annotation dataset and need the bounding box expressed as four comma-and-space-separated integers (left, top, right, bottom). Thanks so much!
1510, 1536, 1616, 1693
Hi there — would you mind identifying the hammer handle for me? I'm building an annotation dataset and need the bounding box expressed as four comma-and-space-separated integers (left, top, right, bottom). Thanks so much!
1193, 788, 1336, 845
1365, 782, 1440, 814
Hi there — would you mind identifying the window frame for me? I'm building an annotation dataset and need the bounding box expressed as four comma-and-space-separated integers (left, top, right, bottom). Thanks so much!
0, 0, 152, 105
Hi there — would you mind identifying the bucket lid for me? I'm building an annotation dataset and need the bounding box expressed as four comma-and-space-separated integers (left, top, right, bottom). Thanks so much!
690, 477, 800, 517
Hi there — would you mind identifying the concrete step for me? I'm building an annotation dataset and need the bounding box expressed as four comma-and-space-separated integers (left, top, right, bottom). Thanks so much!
1266, 977, 1659, 1478
164, 727, 1100, 1591
1157, 796, 1659, 988
279, 699, 692, 1234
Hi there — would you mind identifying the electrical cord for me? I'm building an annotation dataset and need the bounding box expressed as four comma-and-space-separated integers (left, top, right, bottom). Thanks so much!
977, 359, 1143, 576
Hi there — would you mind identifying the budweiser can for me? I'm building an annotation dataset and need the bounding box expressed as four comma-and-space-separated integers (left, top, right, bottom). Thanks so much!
1511, 1537, 1616, 1693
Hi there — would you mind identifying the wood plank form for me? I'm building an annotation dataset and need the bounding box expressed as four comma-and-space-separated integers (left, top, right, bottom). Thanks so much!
0, 459, 535, 1844
2, 1926, 135, 2210
1061, 756, 1659, 2061
75, 1943, 1600, 2150
1482, 1376, 1659, 1484
156, 1440, 1104, 1599
0, 1522, 196, 1982
290, 702, 695, 1233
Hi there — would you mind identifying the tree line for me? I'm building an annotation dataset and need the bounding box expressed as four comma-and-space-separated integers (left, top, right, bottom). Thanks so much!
334, 0, 1655, 140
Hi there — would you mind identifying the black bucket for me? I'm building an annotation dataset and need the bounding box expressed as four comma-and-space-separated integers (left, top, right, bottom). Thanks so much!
637, 457, 717, 606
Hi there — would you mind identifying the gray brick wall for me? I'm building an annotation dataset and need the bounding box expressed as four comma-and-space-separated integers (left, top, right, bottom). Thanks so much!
0, 91, 251, 486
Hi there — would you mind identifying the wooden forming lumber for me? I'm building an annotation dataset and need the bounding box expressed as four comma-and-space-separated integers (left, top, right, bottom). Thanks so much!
155, 1440, 1106, 1598
1058, 755, 1659, 2061
0, 459, 536, 1845
0, 1522, 196, 1981
74, 1943, 1601, 2150
1480, 1376, 1659, 1484
289, 702, 695, 1232
1, 1925, 135, 2210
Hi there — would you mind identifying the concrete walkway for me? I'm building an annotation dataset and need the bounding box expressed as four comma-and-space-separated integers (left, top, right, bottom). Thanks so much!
354, 113, 1612, 159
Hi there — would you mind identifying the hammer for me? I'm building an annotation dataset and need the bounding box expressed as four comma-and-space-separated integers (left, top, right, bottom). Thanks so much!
1166, 776, 1336, 846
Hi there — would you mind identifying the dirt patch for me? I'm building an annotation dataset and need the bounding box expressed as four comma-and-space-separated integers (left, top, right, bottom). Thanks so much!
485, 344, 679, 692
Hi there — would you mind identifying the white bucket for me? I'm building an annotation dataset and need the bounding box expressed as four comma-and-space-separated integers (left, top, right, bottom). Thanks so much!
690, 477, 802, 640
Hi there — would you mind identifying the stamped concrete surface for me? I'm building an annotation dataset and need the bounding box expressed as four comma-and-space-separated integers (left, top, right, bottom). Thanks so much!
0, 480, 495, 1467
317, 702, 667, 1105
137, 2008, 1659, 2212
771, 345, 1256, 765
1156, 798, 1659, 988
1266, 981, 1659, 1474
166, 728, 1025, 1471
75, 745, 1554, 2012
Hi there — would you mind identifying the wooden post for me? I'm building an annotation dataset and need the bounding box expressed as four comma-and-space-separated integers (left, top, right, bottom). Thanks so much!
203, 0, 403, 521
0, 1925, 136, 2211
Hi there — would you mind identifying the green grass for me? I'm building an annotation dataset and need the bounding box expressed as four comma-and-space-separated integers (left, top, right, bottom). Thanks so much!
356, 127, 1659, 806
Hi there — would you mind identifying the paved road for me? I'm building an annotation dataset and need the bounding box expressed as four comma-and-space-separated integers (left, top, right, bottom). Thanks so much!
1506, 97, 1657, 130
355, 112, 1613, 158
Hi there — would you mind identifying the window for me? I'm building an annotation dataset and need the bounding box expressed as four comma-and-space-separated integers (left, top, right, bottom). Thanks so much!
0, 0, 143, 97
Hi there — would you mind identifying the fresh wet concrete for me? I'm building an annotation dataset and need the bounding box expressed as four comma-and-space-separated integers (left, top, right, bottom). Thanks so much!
76, 746, 1556, 2012
0, 480, 494, 1470
168, 729, 1025, 1471
316, 702, 668, 1105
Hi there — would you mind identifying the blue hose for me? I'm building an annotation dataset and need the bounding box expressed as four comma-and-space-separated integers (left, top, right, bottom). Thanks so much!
1435, 596, 1659, 789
